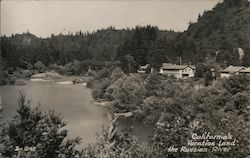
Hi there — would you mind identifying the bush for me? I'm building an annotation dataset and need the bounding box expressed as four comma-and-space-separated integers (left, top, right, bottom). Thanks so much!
26, 63, 34, 70
15, 79, 26, 85
0, 70, 9, 85
72, 78, 84, 84
23, 70, 33, 77
223, 75, 250, 94
92, 78, 110, 100
107, 74, 146, 112
88, 67, 119, 99
110, 67, 124, 84
195, 63, 213, 86
0, 91, 81, 158
64, 61, 81, 75
34, 61, 46, 73
82, 116, 156, 158
48, 64, 65, 75
8, 76, 17, 85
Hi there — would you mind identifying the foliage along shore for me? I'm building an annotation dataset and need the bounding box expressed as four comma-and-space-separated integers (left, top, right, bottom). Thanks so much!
87, 66, 250, 157
0, 60, 94, 86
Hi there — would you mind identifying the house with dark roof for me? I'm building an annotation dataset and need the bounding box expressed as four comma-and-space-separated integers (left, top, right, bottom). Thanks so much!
221, 65, 245, 78
159, 63, 196, 79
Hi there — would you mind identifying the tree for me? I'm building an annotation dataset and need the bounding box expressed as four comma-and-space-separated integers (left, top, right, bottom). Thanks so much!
0, 91, 81, 158
242, 47, 250, 67
82, 114, 156, 158
107, 74, 146, 112
110, 67, 124, 84
195, 63, 207, 78
224, 0, 248, 7
34, 61, 46, 73
223, 75, 250, 94
147, 49, 168, 70
204, 68, 213, 86
195, 63, 214, 86
125, 54, 135, 73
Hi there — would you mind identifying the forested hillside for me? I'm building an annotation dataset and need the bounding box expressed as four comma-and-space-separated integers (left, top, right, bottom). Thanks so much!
1, 0, 250, 73
1, 27, 132, 68
1, 26, 178, 72
176, 0, 250, 66
115, 26, 178, 72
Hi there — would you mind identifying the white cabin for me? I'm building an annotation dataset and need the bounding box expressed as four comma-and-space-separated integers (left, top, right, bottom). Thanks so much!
221, 65, 245, 78
159, 63, 196, 79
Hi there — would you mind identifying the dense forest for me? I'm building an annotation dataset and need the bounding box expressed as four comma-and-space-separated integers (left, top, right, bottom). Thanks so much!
1, 27, 131, 68
0, 26, 178, 73
177, 0, 250, 66
1, 0, 250, 74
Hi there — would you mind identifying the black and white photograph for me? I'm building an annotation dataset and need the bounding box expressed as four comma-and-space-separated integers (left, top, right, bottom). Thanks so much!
0, 0, 250, 157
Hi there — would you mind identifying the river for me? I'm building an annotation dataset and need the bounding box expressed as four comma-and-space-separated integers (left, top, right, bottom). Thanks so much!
0, 80, 152, 148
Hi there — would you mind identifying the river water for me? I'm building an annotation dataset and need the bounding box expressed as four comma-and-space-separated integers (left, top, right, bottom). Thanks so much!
0, 80, 152, 148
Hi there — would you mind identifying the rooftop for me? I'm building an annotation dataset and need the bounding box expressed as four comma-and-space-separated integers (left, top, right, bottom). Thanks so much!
221, 65, 245, 73
161, 63, 195, 70
239, 67, 250, 73
139, 64, 150, 69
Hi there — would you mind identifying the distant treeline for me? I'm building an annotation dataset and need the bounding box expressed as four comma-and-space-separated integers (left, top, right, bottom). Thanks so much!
1, 0, 250, 73
1, 26, 178, 73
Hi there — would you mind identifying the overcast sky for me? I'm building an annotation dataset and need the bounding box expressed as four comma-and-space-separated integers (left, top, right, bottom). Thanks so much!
1, 0, 221, 37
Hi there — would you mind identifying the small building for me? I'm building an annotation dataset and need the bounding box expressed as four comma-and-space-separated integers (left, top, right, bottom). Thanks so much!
137, 64, 150, 74
159, 63, 196, 79
221, 65, 245, 78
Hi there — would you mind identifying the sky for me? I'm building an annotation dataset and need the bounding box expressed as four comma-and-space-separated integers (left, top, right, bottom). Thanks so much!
1, 0, 221, 38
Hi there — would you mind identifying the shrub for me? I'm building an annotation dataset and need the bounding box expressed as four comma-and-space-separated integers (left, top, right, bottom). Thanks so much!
108, 74, 146, 112
0, 91, 81, 158
82, 116, 156, 158
34, 61, 46, 73
110, 67, 124, 84
8, 76, 17, 85
15, 79, 26, 85
48, 64, 64, 75
63, 60, 81, 75
222, 75, 250, 94
92, 78, 110, 100
26, 63, 34, 70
